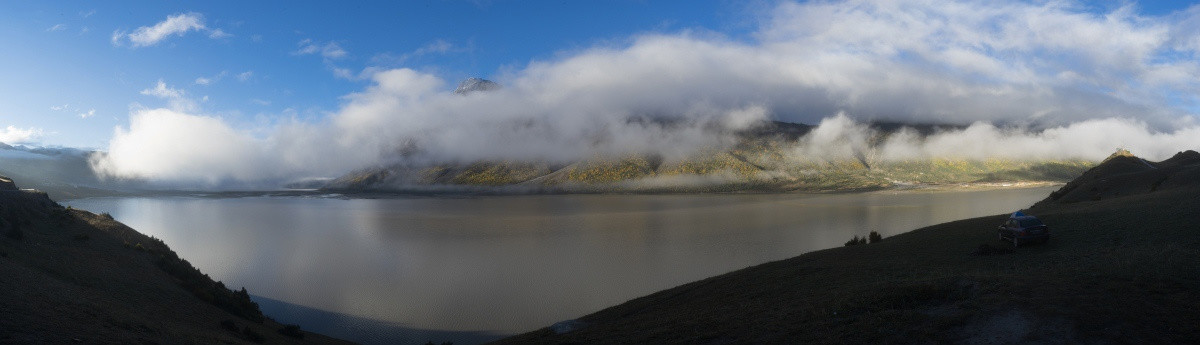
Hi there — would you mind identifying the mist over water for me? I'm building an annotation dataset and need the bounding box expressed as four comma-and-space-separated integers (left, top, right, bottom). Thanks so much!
89, 1, 1200, 187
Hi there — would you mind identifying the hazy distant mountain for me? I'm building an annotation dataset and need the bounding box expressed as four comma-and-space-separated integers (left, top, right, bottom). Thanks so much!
0, 145, 130, 199
454, 77, 501, 95
322, 121, 1094, 194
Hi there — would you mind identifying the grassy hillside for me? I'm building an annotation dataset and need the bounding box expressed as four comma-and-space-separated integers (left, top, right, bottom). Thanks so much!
324, 141, 1095, 193
494, 151, 1200, 344
324, 121, 1104, 193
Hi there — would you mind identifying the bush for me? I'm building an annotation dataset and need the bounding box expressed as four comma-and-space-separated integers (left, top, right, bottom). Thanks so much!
242, 327, 265, 343
868, 231, 883, 243
73, 234, 90, 241
154, 253, 264, 323
278, 324, 304, 339
844, 235, 866, 246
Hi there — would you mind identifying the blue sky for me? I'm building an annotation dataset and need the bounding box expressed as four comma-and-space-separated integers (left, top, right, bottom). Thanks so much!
0, 1, 756, 148
8, 1, 1200, 184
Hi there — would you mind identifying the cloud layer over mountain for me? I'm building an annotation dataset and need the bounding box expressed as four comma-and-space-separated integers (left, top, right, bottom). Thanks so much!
92, 0, 1200, 185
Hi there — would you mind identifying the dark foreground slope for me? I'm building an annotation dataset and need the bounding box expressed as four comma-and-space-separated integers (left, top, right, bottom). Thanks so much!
0, 176, 353, 344
497, 151, 1200, 344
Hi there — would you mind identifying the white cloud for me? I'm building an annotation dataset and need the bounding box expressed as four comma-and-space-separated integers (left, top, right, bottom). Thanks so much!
195, 71, 228, 85
126, 13, 205, 47
331, 67, 355, 80
0, 126, 44, 145
294, 39, 348, 59
90, 109, 272, 183
112, 13, 228, 47
140, 80, 184, 99
140, 80, 200, 112
208, 28, 231, 39
295, 39, 355, 78
80, 10, 95, 18
50, 104, 95, 119
251, 99, 271, 106
46, 24, 66, 32
412, 39, 454, 56
373, 39, 469, 65
92, 1, 1200, 185
236, 71, 253, 82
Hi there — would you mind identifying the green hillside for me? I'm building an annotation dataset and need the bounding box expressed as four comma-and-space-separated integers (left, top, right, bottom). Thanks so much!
322, 123, 1096, 193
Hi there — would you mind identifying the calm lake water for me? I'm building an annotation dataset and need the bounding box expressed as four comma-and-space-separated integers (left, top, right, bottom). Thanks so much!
67, 186, 1056, 344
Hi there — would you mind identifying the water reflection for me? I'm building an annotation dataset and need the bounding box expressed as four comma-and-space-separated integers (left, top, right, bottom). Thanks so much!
66, 187, 1055, 342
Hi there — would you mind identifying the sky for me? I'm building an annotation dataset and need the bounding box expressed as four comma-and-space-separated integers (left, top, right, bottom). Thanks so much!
5, 1, 1200, 185
0, 0, 754, 148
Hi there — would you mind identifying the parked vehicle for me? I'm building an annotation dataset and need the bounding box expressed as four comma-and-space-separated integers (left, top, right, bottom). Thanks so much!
998, 212, 1049, 247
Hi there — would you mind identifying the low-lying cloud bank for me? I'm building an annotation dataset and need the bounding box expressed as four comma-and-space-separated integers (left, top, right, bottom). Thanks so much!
797, 114, 1200, 163
91, 0, 1200, 186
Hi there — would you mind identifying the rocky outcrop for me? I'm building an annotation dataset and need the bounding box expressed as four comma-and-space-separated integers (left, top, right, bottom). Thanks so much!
454, 77, 501, 95
0, 175, 17, 191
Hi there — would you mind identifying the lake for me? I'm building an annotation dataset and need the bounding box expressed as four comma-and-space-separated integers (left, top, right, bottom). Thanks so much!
66, 186, 1056, 344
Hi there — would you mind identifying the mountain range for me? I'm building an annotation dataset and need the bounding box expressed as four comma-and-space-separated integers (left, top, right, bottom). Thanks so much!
322, 120, 1094, 194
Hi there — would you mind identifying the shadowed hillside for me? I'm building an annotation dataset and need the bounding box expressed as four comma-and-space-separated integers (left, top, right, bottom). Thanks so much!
1035, 149, 1200, 205
495, 150, 1200, 344
0, 175, 353, 344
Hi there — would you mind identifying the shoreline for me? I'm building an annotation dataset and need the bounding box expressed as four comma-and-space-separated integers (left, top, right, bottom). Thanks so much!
64, 180, 1068, 201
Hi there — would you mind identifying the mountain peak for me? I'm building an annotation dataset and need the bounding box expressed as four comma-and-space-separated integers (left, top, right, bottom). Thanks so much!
454, 77, 500, 95
1101, 148, 1135, 163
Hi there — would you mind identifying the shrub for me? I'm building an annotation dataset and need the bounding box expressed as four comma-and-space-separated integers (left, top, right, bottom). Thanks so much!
868, 231, 883, 243
73, 234, 90, 241
220, 319, 239, 333
278, 324, 304, 339
844, 235, 866, 246
242, 327, 265, 343
153, 253, 265, 323
100, 212, 114, 220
